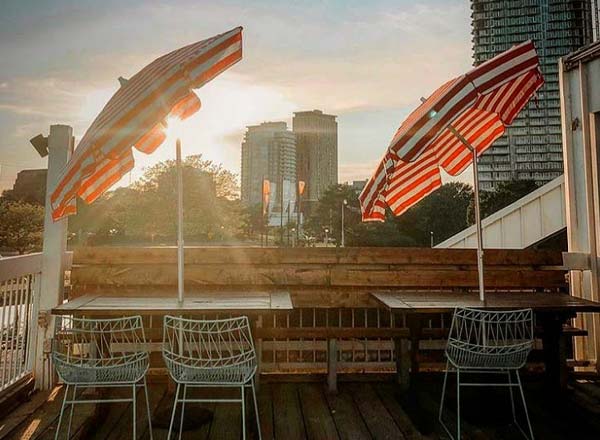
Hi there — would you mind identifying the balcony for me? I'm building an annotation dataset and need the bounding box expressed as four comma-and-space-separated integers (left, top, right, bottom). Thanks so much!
1, 247, 599, 439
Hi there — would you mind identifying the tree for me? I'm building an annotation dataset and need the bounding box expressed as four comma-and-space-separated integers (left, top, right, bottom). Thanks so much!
0, 200, 44, 254
306, 182, 474, 247
68, 154, 248, 244
399, 182, 473, 246
468, 179, 539, 223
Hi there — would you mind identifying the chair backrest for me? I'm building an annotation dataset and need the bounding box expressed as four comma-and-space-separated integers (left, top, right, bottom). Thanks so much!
53, 315, 147, 365
448, 307, 534, 350
163, 315, 256, 369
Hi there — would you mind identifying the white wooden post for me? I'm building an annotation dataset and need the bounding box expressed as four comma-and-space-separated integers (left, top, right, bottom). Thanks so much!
560, 56, 600, 372
33, 124, 72, 390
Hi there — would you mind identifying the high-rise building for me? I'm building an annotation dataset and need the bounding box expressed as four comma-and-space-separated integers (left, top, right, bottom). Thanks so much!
240, 122, 297, 218
2, 169, 47, 205
471, 0, 594, 190
292, 110, 338, 203
593, 0, 600, 40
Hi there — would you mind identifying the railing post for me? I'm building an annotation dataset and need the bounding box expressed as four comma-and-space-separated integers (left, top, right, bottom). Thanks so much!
33, 124, 72, 390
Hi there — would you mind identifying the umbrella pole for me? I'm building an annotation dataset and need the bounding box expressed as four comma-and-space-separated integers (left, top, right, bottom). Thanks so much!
447, 125, 485, 302
176, 138, 184, 304
471, 148, 485, 303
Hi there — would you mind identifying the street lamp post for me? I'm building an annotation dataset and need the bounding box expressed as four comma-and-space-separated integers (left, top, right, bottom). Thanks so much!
324, 228, 329, 247
341, 199, 348, 247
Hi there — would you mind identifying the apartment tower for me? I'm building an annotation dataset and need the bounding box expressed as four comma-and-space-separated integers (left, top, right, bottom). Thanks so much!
471, 0, 594, 189
292, 110, 338, 203
240, 122, 297, 215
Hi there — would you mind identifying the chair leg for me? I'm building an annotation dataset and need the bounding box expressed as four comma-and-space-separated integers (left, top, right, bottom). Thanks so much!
516, 371, 535, 440
241, 385, 246, 440
178, 385, 187, 440
167, 383, 181, 440
456, 369, 461, 440
143, 378, 153, 440
132, 383, 137, 439
438, 361, 455, 440
66, 385, 77, 439
439, 362, 449, 424
507, 370, 517, 424
251, 378, 262, 440
55, 384, 70, 440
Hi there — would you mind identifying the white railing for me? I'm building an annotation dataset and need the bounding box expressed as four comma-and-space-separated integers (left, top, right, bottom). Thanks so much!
0, 253, 42, 392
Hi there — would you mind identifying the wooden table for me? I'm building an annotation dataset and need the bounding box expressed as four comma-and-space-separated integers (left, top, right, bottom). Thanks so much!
372, 290, 600, 392
372, 291, 600, 314
52, 290, 293, 428
52, 291, 293, 315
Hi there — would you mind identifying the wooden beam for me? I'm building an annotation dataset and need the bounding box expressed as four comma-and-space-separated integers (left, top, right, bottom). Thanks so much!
562, 252, 592, 270
72, 247, 565, 266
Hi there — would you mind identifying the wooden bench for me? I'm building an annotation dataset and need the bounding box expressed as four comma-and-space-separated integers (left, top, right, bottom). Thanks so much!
68, 247, 578, 391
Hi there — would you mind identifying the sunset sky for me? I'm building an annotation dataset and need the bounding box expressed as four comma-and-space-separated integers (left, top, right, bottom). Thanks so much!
0, 0, 473, 192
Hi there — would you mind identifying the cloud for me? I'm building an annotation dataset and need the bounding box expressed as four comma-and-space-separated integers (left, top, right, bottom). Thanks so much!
221, 128, 246, 148
0, 0, 474, 192
339, 161, 381, 183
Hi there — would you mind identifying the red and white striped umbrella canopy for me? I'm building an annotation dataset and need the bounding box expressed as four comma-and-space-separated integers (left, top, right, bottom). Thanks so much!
51, 27, 243, 221
359, 41, 544, 221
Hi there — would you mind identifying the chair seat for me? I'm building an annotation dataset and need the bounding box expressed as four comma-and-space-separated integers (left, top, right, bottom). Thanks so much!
53, 351, 149, 385
166, 360, 256, 385
446, 340, 532, 370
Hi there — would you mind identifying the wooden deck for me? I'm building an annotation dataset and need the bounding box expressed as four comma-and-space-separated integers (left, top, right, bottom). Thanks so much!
2, 376, 600, 440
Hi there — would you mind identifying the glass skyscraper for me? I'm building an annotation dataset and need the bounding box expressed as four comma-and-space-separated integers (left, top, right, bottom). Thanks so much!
471, 0, 595, 189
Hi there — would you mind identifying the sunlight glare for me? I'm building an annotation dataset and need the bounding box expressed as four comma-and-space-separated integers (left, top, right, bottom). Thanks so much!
165, 117, 187, 142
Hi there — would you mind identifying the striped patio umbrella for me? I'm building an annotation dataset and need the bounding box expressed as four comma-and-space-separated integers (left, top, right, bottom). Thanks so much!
359, 41, 544, 301
51, 26, 243, 301
51, 26, 242, 219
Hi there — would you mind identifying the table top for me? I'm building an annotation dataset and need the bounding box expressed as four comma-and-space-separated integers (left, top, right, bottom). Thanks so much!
52, 291, 293, 315
371, 291, 600, 314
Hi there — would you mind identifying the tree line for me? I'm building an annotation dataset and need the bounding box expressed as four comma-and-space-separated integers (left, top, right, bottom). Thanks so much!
304, 179, 538, 247
0, 154, 539, 253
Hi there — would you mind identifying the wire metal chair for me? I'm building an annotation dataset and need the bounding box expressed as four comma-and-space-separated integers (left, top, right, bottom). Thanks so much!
162, 315, 261, 440
439, 307, 535, 440
52, 315, 152, 440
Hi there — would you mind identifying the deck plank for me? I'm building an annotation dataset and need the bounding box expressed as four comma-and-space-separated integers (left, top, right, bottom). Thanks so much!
324, 385, 371, 440
346, 383, 406, 440
9, 387, 66, 440
0, 390, 52, 440
3, 380, 600, 439
373, 383, 424, 440
257, 384, 274, 440
207, 402, 241, 440
93, 387, 145, 440
272, 383, 306, 440
298, 384, 338, 440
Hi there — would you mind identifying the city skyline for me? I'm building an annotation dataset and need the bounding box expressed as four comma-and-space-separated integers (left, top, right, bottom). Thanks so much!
0, 0, 473, 192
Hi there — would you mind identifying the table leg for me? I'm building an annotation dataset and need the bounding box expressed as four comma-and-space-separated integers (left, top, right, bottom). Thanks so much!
407, 315, 422, 386
394, 336, 410, 391
540, 313, 568, 393
393, 313, 411, 391
327, 338, 338, 394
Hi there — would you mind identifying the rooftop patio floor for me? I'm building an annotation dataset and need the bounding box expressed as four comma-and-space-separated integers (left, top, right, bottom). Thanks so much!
3, 376, 600, 439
